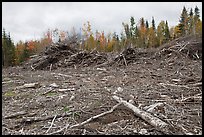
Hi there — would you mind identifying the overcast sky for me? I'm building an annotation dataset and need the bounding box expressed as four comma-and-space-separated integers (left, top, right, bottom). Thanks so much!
2, 2, 202, 44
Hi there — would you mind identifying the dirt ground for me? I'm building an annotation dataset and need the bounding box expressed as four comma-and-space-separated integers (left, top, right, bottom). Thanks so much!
2, 35, 202, 135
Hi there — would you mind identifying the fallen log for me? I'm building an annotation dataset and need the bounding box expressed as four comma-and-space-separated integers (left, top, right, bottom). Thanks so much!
16, 82, 40, 89
112, 95, 173, 135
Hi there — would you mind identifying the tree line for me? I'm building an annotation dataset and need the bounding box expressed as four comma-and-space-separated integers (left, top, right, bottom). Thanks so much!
2, 6, 202, 67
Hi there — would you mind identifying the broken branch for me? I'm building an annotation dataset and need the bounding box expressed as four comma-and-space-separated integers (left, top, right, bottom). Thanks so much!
48, 103, 121, 135
5, 111, 27, 119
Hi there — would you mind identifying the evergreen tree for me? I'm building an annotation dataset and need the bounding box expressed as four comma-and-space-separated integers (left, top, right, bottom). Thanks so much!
188, 8, 194, 34
194, 6, 200, 19
2, 29, 7, 66
134, 26, 140, 48
145, 20, 149, 29
178, 6, 189, 36
164, 21, 171, 42
152, 17, 156, 31
2, 28, 16, 67
20, 41, 30, 62
194, 6, 201, 34
7, 32, 16, 66
130, 16, 136, 39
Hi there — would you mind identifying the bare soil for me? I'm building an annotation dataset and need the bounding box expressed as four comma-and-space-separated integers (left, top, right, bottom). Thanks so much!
2, 35, 202, 135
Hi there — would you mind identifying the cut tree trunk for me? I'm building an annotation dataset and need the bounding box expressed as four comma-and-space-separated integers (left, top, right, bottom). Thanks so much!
112, 95, 174, 135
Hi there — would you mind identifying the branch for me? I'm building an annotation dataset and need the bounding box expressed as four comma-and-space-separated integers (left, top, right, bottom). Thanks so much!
5, 111, 27, 119
48, 103, 121, 135
20, 112, 74, 123
46, 114, 57, 133
123, 55, 128, 66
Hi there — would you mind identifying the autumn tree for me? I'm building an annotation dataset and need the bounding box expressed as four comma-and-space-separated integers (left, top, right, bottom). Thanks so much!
157, 20, 166, 46
112, 32, 120, 52
93, 30, 101, 51
15, 41, 26, 64
122, 22, 131, 48
20, 41, 30, 62
99, 31, 107, 52
105, 32, 114, 52
138, 17, 146, 48
145, 20, 149, 47
147, 17, 158, 48
82, 21, 95, 51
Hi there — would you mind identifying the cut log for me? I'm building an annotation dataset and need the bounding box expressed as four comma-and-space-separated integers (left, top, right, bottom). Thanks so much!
112, 95, 173, 135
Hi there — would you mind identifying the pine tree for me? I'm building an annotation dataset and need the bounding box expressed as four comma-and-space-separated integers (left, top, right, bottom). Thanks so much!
145, 20, 149, 30
194, 6, 200, 19
152, 17, 156, 31
20, 41, 30, 62
2, 29, 16, 67
194, 6, 201, 35
164, 21, 171, 42
134, 26, 140, 48
130, 16, 136, 39
7, 32, 16, 66
2, 28, 7, 66
188, 8, 194, 34
178, 6, 189, 36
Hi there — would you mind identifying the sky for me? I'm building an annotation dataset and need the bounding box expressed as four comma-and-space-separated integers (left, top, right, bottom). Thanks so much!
2, 2, 202, 44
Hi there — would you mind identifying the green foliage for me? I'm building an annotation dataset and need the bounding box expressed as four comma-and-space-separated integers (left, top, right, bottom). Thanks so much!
4, 91, 16, 97
179, 6, 189, 36
47, 92, 57, 96
63, 106, 70, 112
72, 112, 80, 119
152, 17, 156, 31
2, 29, 16, 67
164, 21, 171, 43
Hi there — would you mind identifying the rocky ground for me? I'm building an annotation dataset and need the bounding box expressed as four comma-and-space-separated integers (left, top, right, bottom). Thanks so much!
2, 35, 202, 135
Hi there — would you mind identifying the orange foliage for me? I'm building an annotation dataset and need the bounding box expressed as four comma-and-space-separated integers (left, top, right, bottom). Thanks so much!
27, 40, 35, 51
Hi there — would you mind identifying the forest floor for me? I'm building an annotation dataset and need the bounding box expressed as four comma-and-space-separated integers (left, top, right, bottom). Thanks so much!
2, 35, 202, 135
